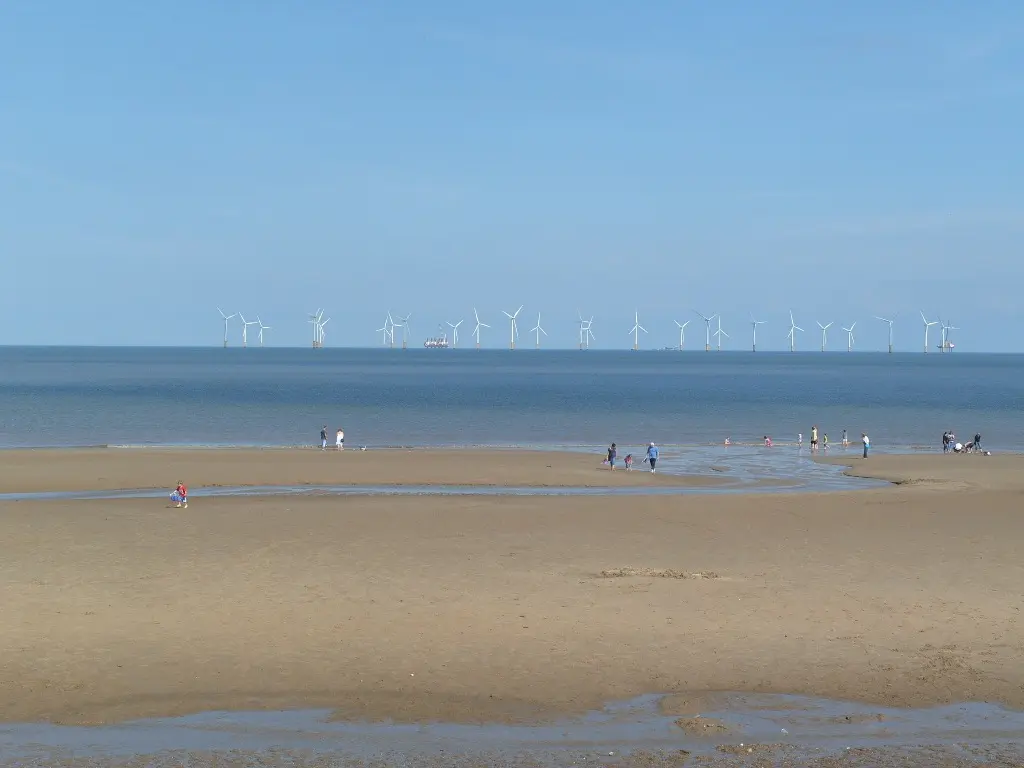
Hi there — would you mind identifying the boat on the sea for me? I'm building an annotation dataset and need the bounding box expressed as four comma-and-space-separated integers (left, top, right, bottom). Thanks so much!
424, 335, 450, 349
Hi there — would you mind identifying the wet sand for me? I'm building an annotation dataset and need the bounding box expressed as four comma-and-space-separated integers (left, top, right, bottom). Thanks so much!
1, 452, 1023, 728
0, 447, 722, 494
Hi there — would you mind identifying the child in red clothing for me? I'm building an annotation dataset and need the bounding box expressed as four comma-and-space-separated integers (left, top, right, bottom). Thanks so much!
173, 481, 188, 508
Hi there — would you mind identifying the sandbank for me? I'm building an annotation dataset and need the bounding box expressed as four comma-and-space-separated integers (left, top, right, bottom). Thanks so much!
818, 452, 1024, 492
0, 447, 722, 495
2, 453, 1023, 725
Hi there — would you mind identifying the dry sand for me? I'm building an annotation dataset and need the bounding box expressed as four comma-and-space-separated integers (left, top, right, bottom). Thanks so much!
0, 450, 1023, 726
0, 447, 723, 494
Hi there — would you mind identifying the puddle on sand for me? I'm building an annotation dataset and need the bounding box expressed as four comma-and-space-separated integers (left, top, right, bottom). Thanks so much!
1, 693, 1022, 767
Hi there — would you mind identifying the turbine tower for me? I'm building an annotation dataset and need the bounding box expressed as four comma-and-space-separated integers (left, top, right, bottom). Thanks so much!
875, 314, 896, 354
842, 322, 856, 352
577, 310, 589, 350
502, 305, 523, 350
239, 314, 258, 348
217, 308, 236, 348
749, 315, 766, 352
377, 312, 395, 348
472, 308, 489, 349
674, 320, 690, 351
939, 320, 959, 352
584, 318, 595, 349
529, 312, 547, 349
695, 311, 716, 351
713, 315, 729, 351
447, 319, 463, 349
257, 316, 271, 347
317, 316, 330, 347
816, 321, 833, 352
787, 310, 804, 352
920, 311, 938, 353
629, 310, 647, 351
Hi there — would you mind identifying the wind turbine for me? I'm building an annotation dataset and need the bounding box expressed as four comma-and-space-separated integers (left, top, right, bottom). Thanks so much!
787, 310, 804, 352
472, 308, 490, 349
749, 315, 766, 352
377, 312, 395, 348
447, 319, 463, 349
308, 309, 324, 348
217, 308, 236, 348
939, 320, 959, 352
695, 311, 716, 351
842, 322, 856, 352
530, 312, 547, 349
577, 310, 589, 350
816, 321, 833, 352
239, 314, 258, 348
257, 316, 271, 347
629, 310, 647, 351
502, 305, 523, 350
875, 314, 896, 354
318, 316, 330, 347
584, 317, 595, 349
375, 321, 390, 346
920, 312, 938, 353
674, 320, 690, 350
713, 315, 729, 351
398, 313, 411, 349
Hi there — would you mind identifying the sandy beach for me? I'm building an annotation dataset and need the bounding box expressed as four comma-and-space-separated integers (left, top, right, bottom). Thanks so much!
1, 449, 1023, 728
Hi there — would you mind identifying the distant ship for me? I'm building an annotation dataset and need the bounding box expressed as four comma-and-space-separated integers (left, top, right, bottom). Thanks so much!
424, 336, 450, 349
937, 341, 956, 351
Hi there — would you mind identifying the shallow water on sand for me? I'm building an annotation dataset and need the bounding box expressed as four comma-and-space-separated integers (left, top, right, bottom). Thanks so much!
0, 446, 886, 502
2, 694, 1022, 767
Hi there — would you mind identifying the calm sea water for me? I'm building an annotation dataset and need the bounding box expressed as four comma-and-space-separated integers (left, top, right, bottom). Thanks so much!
0, 347, 1021, 451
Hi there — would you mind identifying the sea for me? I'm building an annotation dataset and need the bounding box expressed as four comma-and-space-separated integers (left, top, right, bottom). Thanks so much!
1, 346, 1021, 452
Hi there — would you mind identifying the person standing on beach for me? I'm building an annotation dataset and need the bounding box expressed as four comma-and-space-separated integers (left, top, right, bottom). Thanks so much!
646, 442, 659, 473
320, 425, 328, 451
607, 443, 617, 470
336, 428, 345, 451
842, 429, 848, 447
974, 433, 982, 451
810, 426, 819, 452
942, 431, 950, 453
822, 433, 829, 451
862, 432, 870, 458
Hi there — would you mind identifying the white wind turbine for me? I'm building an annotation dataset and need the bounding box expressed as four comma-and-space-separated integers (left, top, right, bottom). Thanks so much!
239, 314, 258, 348
787, 310, 804, 352
502, 305, 523, 350
939, 320, 959, 352
394, 313, 411, 349
713, 314, 729, 351
920, 311, 938, 353
447, 319, 463, 349
217, 308, 236, 348
674, 320, 690, 350
583, 317, 595, 349
694, 311, 716, 351
842, 322, 856, 352
472, 308, 490, 349
577, 310, 589, 350
875, 314, 896, 354
377, 312, 395, 347
529, 312, 547, 349
257, 316, 271, 347
629, 310, 647, 351
816, 321, 833, 352
318, 316, 330, 347
749, 315, 766, 352
308, 309, 324, 348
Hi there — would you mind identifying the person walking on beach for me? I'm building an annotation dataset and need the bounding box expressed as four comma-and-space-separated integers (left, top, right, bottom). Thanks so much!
842, 429, 848, 447
810, 426, 819, 452
862, 432, 870, 459
174, 480, 188, 508
646, 442, 659, 473
320, 425, 328, 451
607, 442, 617, 470
822, 433, 829, 451
336, 428, 345, 451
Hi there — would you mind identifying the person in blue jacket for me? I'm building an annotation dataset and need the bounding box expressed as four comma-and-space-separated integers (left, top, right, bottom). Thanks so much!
646, 442, 659, 473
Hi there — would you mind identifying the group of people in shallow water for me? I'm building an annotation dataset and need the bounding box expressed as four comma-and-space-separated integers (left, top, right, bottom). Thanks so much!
605, 442, 659, 472
943, 430, 983, 454
724, 426, 871, 457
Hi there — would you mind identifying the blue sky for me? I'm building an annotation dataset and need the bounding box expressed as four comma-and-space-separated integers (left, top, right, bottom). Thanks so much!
2, 1, 1022, 350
